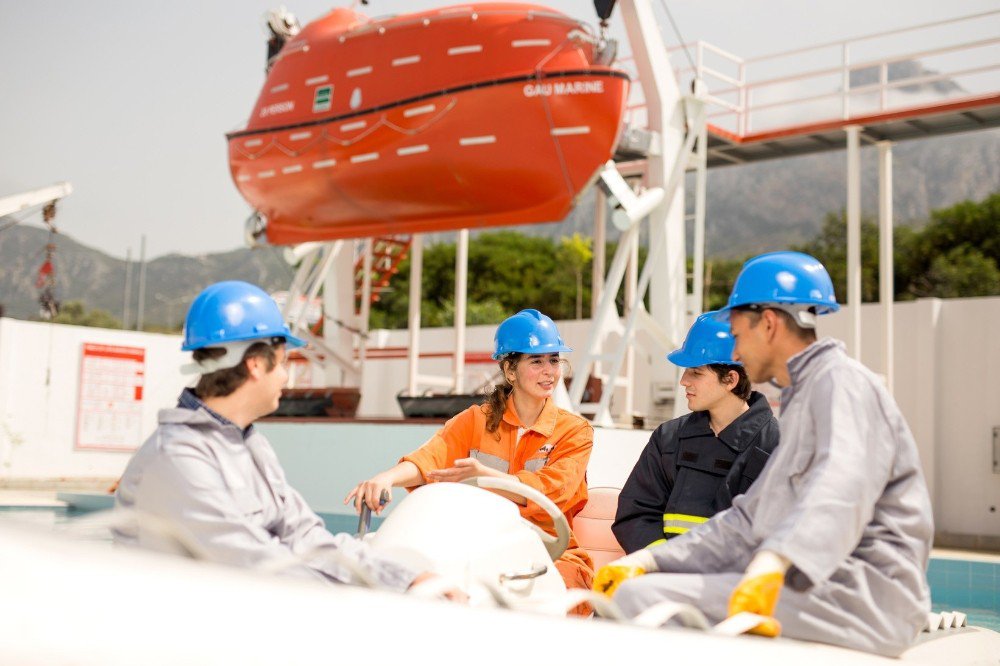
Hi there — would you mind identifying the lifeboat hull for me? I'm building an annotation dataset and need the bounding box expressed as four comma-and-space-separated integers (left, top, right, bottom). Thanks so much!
227, 3, 629, 244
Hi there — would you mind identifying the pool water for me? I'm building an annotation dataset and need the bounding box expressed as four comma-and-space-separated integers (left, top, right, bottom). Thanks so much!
3, 506, 999, 631
928, 557, 1000, 631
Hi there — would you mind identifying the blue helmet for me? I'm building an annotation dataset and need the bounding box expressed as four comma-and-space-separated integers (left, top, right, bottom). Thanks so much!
492, 309, 572, 360
182, 281, 305, 351
718, 251, 839, 319
667, 311, 740, 368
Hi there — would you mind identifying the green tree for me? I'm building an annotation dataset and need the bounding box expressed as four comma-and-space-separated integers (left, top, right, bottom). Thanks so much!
370, 231, 583, 329
794, 193, 1000, 302
557, 233, 593, 319
898, 193, 1000, 299
794, 210, 882, 303
921, 246, 1000, 298
701, 258, 746, 311
50, 301, 122, 329
367, 191, 1000, 332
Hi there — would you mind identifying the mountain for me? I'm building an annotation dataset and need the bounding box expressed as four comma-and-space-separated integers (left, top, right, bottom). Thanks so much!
0, 226, 293, 326
510, 128, 1000, 258
1, 128, 997, 324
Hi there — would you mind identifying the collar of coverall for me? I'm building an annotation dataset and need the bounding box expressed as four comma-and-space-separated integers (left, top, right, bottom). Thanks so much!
502, 394, 558, 437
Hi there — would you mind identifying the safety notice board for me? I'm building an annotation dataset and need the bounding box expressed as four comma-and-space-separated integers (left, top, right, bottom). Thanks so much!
75, 343, 146, 450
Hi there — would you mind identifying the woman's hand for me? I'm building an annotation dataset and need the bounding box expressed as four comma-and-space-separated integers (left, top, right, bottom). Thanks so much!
425, 457, 496, 483
408, 572, 469, 603
344, 472, 394, 514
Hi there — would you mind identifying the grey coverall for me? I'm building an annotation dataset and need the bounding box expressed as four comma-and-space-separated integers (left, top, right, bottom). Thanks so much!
615, 339, 933, 657
114, 389, 417, 591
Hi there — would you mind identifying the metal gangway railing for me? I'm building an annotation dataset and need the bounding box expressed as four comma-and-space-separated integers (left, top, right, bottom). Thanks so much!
665, 9, 1000, 137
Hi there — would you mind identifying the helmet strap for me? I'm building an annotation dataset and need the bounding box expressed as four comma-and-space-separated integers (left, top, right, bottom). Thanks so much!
180, 340, 261, 376
780, 305, 817, 329
743, 303, 817, 329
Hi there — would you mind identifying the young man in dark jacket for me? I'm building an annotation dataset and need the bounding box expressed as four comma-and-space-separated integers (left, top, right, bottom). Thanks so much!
612, 312, 779, 553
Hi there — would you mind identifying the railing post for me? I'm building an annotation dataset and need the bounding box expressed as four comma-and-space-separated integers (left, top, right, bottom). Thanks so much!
841, 43, 851, 119
879, 62, 888, 111
738, 61, 747, 135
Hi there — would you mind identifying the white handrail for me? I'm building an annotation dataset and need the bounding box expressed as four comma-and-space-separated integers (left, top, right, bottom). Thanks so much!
745, 8, 1000, 65
649, 9, 1000, 137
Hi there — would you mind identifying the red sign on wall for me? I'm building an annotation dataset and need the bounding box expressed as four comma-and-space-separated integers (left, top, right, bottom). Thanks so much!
76, 343, 146, 451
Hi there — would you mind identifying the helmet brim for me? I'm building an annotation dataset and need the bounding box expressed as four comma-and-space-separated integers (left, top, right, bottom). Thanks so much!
491, 344, 572, 360
182, 331, 306, 351
283, 333, 306, 349
667, 348, 740, 368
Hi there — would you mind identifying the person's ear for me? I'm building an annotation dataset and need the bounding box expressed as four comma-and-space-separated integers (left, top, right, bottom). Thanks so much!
245, 355, 264, 379
762, 309, 780, 340
725, 369, 738, 387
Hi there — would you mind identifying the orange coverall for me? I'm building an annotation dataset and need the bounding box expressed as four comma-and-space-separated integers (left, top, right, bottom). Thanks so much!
401, 396, 595, 590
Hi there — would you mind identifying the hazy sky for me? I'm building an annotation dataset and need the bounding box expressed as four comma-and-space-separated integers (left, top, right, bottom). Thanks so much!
1, 0, 995, 259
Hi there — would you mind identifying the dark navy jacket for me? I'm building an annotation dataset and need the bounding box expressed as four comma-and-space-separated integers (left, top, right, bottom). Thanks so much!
612, 391, 780, 553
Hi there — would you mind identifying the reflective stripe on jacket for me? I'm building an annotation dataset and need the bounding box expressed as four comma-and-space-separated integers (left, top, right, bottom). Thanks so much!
612, 391, 779, 553
401, 396, 595, 588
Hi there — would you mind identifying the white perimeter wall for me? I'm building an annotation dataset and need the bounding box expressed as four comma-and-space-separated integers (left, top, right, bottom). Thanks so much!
2, 295, 998, 540
0, 318, 188, 481
818, 297, 1000, 540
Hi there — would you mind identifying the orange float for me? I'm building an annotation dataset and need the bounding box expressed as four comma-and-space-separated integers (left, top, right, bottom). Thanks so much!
227, 3, 629, 244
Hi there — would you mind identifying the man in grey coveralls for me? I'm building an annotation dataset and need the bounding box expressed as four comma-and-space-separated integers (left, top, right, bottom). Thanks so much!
114, 281, 445, 594
598, 252, 933, 657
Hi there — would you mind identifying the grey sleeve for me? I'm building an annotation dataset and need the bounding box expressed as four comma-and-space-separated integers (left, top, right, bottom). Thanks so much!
135, 440, 417, 592
648, 491, 758, 573
761, 371, 895, 587
274, 483, 419, 592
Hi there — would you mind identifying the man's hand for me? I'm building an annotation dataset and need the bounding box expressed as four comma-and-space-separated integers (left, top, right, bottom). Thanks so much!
592, 564, 645, 597
727, 551, 788, 638
591, 549, 658, 597
344, 472, 394, 514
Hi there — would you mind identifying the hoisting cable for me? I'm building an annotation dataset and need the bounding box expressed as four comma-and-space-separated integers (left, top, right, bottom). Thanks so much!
0, 208, 40, 235
657, 0, 696, 73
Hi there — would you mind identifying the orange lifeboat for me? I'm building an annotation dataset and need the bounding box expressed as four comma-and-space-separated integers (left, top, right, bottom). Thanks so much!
227, 3, 629, 245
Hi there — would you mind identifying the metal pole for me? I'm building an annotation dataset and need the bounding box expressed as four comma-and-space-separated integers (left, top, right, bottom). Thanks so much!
692, 119, 708, 314
122, 248, 132, 329
846, 125, 862, 361
624, 224, 639, 420
136, 235, 147, 332
592, 189, 607, 319
878, 141, 894, 394
407, 235, 424, 396
358, 238, 374, 392
454, 228, 469, 393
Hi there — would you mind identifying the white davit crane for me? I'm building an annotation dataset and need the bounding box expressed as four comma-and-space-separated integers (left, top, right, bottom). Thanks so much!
0, 181, 73, 319
0, 181, 73, 221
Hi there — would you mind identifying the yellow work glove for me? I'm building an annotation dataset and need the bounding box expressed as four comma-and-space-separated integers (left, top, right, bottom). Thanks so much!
592, 564, 645, 597
727, 550, 789, 638
592, 549, 657, 597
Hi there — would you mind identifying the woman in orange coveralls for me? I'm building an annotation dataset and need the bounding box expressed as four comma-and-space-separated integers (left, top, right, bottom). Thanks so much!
346, 309, 595, 591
